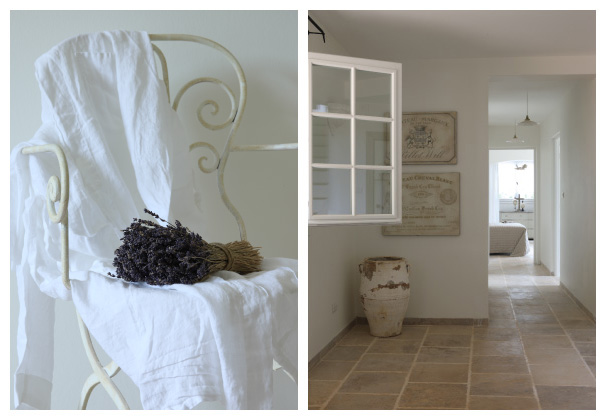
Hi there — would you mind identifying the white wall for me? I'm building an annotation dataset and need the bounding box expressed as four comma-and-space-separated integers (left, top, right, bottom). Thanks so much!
308, 18, 595, 359
489, 149, 534, 163
307, 15, 360, 361
10, 10, 297, 409
539, 78, 596, 316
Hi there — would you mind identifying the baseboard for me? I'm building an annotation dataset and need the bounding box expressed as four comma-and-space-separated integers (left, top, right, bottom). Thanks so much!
559, 283, 596, 324
308, 319, 357, 370
357, 317, 488, 326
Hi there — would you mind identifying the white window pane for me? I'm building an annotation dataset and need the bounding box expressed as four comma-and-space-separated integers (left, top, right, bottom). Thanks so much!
355, 69, 391, 118
312, 116, 350, 164
355, 120, 391, 166
312, 64, 351, 114
355, 169, 391, 215
312, 168, 351, 215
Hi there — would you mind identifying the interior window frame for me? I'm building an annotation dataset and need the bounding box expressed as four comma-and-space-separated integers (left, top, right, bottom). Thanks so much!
308, 52, 402, 225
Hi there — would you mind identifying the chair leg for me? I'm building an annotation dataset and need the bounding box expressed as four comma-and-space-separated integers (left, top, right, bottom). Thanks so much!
76, 312, 130, 409
78, 361, 122, 409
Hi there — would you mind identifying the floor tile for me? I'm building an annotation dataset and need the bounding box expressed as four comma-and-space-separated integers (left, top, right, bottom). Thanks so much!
517, 323, 564, 335
427, 325, 473, 335
515, 314, 559, 324
368, 339, 421, 354
513, 306, 553, 315
339, 371, 407, 394
354, 353, 415, 372
530, 364, 596, 386
584, 357, 596, 375
422, 334, 471, 347
473, 327, 520, 341
551, 307, 587, 320
525, 347, 585, 365
507, 285, 540, 292
309, 361, 356, 380
308, 380, 341, 406
469, 396, 538, 410
324, 345, 367, 361
566, 328, 596, 343
408, 363, 469, 383
509, 291, 543, 300
338, 332, 376, 346
509, 299, 542, 307
573, 342, 596, 357
548, 302, 582, 312
535, 385, 596, 409
483, 319, 517, 328
488, 288, 510, 298
559, 319, 595, 329
350, 324, 371, 334
489, 297, 511, 306
399, 383, 467, 409
394, 326, 428, 340
489, 307, 515, 319
533, 277, 559, 286
469, 373, 534, 397
522, 335, 572, 349
416, 347, 470, 364
472, 340, 524, 356
471, 355, 528, 374
505, 278, 536, 286
325, 393, 397, 410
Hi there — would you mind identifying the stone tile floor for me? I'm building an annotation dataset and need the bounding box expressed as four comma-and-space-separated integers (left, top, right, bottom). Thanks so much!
309, 243, 596, 409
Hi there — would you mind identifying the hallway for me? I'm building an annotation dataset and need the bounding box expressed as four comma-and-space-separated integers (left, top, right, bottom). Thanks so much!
308, 243, 596, 409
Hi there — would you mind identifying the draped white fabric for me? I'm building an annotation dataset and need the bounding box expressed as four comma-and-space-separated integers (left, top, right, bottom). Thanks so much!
11, 30, 297, 410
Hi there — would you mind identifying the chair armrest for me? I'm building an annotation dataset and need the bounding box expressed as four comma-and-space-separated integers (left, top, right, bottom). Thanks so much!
21, 143, 71, 289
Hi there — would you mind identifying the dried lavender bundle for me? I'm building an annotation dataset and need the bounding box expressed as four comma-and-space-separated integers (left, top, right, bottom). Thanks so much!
108, 209, 262, 285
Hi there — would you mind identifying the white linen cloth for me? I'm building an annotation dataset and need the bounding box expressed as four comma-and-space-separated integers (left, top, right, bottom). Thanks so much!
11, 30, 297, 410
72, 258, 297, 410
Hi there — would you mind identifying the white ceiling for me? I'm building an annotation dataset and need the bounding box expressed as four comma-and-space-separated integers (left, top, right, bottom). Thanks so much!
488, 76, 585, 126
309, 10, 595, 127
309, 10, 595, 61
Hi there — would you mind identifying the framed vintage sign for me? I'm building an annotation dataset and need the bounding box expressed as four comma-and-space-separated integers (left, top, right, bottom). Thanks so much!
382, 172, 460, 236
402, 112, 457, 164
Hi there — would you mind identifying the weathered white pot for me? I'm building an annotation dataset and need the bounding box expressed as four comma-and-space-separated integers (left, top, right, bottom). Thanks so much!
359, 256, 410, 337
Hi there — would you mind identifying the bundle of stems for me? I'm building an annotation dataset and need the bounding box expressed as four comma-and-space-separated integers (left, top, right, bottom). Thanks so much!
108, 209, 262, 285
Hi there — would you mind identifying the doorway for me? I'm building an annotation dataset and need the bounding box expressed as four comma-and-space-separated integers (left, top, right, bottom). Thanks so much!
489, 148, 537, 264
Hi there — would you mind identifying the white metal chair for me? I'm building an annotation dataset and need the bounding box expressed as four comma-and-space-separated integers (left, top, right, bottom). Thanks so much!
21, 33, 297, 410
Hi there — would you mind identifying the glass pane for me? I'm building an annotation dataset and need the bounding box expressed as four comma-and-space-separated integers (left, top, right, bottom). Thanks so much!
355, 70, 391, 118
312, 116, 350, 164
355, 169, 392, 215
312, 64, 351, 114
312, 168, 351, 215
355, 120, 391, 166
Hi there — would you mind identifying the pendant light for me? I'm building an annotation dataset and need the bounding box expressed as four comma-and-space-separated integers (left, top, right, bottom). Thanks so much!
506, 121, 525, 143
517, 91, 539, 126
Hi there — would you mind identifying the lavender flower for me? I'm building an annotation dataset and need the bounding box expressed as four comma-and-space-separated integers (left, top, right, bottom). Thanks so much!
108, 209, 262, 285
